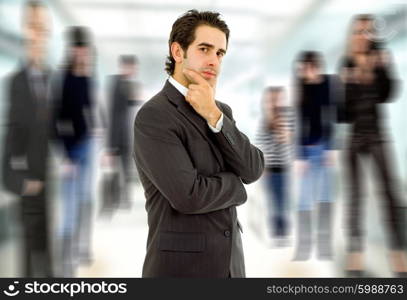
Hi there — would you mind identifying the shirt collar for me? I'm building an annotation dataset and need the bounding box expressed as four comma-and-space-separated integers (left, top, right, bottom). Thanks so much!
29, 66, 44, 78
168, 76, 188, 97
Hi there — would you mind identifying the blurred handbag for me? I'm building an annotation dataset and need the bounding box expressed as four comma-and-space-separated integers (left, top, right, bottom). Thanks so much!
99, 155, 121, 213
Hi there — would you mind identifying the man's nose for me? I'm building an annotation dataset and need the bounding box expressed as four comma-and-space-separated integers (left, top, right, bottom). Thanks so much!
207, 53, 220, 68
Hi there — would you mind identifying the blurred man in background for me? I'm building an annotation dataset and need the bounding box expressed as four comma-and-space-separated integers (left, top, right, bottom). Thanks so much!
1, 0, 53, 277
102, 55, 142, 213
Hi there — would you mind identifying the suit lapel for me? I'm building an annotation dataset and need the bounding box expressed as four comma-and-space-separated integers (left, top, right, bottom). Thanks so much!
164, 80, 224, 167
19, 69, 38, 113
22, 67, 50, 105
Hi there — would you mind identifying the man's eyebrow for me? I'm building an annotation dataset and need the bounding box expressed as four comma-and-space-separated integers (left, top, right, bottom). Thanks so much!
197, 42, 227, 54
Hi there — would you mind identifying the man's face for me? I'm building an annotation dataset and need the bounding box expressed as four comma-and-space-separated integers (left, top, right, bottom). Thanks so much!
179, 25, 227, 88
24, 6, 49, 64
121, 63, 138, 78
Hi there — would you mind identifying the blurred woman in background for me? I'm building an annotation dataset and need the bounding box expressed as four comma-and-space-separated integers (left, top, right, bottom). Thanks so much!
293, 51, 336, 261
256, 87, 294, 247
54, 26, 96, 277
339, 14, 406, 277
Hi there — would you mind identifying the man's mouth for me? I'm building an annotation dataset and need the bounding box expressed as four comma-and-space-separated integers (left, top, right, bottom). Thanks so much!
201, 70, 216, 78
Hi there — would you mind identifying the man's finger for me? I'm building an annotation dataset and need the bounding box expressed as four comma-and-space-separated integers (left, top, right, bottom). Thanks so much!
184, 68, 207, 85
185, 91, 193, 103
188, 84, 200, 90
186, 89, 198, 99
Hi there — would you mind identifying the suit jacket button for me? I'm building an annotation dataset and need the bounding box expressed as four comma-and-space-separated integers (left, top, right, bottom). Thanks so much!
224, 230, 231, 237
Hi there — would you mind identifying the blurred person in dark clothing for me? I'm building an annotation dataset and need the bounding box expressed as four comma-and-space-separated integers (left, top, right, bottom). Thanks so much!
339, 14, 407, 277
1, 0, 53, 277
102, 55, 142, 212
53, 26, 96, 277
293, 51, 337, 261
255, 87, 294, 247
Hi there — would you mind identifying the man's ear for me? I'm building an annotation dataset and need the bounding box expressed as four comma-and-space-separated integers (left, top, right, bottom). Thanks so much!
170, 42, 184, 63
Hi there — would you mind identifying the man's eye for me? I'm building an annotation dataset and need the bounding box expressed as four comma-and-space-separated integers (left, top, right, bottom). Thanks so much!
217, 52, 224, 57
200, 47, 208, 52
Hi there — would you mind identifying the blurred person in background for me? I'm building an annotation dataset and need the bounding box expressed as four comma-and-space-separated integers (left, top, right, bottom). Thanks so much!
101, 55, 142, 214
339, 14, 407, 277
53, 26, 96, 277
255, 87, 294, 247
1, 0, 53, 277
293, 51, 336, 261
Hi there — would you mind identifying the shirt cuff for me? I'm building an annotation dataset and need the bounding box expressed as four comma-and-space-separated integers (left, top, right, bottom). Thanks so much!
208, 113, 224, 133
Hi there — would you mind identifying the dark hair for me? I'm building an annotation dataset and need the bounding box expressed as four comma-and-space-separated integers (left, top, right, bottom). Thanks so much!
297, 51, 323, 68
353, 14, 374, 23
264, 86, 284, 94
64, 27, 94, 74
120, 55, 138, 65
67, 26, 91, 47
25, 0, 44, 9
165, 9, 230, 75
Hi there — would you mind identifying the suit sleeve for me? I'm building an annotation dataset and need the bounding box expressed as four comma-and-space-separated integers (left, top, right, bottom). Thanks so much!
106, 76, 117, 152
2, 76, 29, 195
133, 105, 247, 215
212, 102, 265, 184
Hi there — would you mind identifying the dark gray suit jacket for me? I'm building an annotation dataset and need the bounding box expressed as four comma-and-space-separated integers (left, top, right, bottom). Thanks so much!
2, 67, 51, 198
133, 80, 264, 278
107, 75, 141, 153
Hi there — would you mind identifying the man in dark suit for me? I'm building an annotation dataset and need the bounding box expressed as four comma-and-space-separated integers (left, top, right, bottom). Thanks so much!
104, 55, 142, 210
2, 0, 53, 277
133, 10, 264, 278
